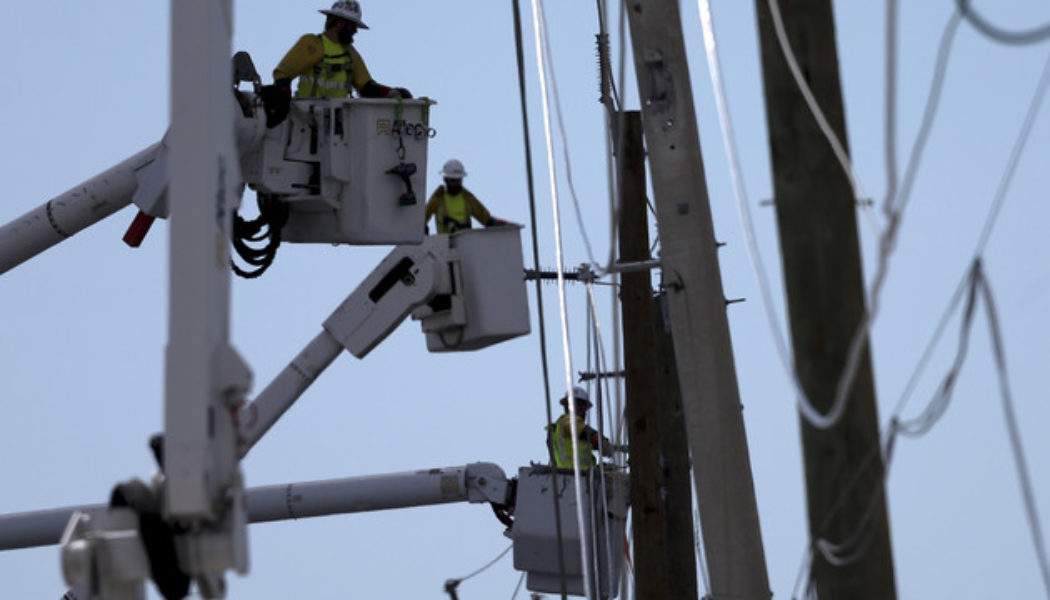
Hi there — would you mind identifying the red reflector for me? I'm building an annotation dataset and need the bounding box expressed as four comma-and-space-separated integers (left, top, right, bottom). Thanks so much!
122, 210, 156, 248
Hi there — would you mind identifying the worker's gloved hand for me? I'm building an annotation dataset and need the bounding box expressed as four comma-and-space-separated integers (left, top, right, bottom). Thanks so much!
259, 79, 292, 128
387, 87, 413, 100
485, 217, 509, 228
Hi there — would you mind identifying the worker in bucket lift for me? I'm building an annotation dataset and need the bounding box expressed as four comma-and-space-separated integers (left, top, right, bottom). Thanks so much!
547, 387, 618, 470
259, 1, 412, 127
425, 159, 506, 234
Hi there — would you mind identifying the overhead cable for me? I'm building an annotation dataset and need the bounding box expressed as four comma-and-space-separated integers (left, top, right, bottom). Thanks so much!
956, 0, 1050, 46
765, 0, 880, 236
893, 12, 962, 216
977, 267, 1050, 596
892, 264, 1050, 596
803, 38, 1050, 596
893, 44, 1050, 421
811, 45, 1050, 590
511, 571, 526, 599
788, 9, 1050, 592
974, 48, 1050, 255
884, 0, 899, 217
696, 0, 809, 422
808, 8, 958, 429
895, 266, 980, 437
535, 1, 602, 273
584, 282, 619, 596
510, 0, 569, 596
443, 544, 513, 599
529, 2, 595, 598
787, 4, 958, 430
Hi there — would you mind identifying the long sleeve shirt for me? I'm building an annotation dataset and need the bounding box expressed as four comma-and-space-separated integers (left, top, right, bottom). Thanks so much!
273, 34, 372, 94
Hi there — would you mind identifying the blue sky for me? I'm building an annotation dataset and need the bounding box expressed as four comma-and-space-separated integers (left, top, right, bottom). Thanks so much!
1, 1, 1049, 598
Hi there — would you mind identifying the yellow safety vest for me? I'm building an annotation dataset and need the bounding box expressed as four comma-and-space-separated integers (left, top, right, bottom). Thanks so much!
436, 192, 471, 234
549, 415, 596, 470
297, 34, 355, 98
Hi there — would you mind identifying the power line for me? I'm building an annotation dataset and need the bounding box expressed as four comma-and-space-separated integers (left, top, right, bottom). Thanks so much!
893, 12, 962, 217
974, 49, 1050, 256
976, 267, 1050, 597
534, 0, 601, 272
785, 9, 1050, 595
955, 0, 1050, 46
891, 41, 1050, 423
884, 0, 899, 219
765, 0, 880, 236
444, 544, 514, 599
529, 2, 595, 597
510, 0, 569, 597
696, 0, 805, 428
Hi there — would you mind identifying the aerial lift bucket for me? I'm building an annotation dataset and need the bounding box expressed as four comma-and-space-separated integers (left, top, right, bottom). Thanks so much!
240, 97, 433, 245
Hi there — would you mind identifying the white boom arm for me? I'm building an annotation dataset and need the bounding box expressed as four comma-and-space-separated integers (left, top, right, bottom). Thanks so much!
0, 463, 509, 600
0, 462, 510, 552
235, 240, 448, 456
0, 142, 166, 275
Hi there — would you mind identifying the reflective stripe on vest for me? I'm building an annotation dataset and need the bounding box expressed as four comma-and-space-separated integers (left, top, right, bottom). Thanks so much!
297, 34, 354, 98
436, 192, 471, 233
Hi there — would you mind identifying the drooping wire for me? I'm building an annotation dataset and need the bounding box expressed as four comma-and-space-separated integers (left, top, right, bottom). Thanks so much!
794, 46, 1050, 593
955, 0, 1050, 46
812, 6, 961, 431
893, 12, 962, 217
696, 0, 806, 420
530, 2, 594, 598
891, 43, 1050, 422
765, 0, 880, 236
719, 4, 960, 430
977, 268, 1050, 597
895, 267, 980, 437
510, 571, 526, 599
887, 265, 1050, 597
443, 544, 513, 598
510, 1, 569, 597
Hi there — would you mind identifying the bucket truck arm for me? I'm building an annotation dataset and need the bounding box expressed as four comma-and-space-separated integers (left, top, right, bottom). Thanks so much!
235, 225, 529, 457
0, 141, 168, 275
235, 237, 451, 456
0, 463, 511, 553
0, 465, 633, 600
1, 463, 511, 600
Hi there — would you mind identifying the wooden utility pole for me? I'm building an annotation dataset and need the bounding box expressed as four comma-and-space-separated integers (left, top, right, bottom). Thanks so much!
754, 1, 898, 598
626, 3, 771, 598
619, 111, 698, 600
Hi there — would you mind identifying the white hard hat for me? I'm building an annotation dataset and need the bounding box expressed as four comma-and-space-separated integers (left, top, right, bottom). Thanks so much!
440, 158, 467, 179
319, 1, 369, 29
560, 386, 592, 408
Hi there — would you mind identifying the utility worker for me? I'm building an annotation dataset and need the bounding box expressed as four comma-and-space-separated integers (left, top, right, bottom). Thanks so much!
424, 159, 504, 234
261, 1, 411, 126
547, 387, 616, 470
